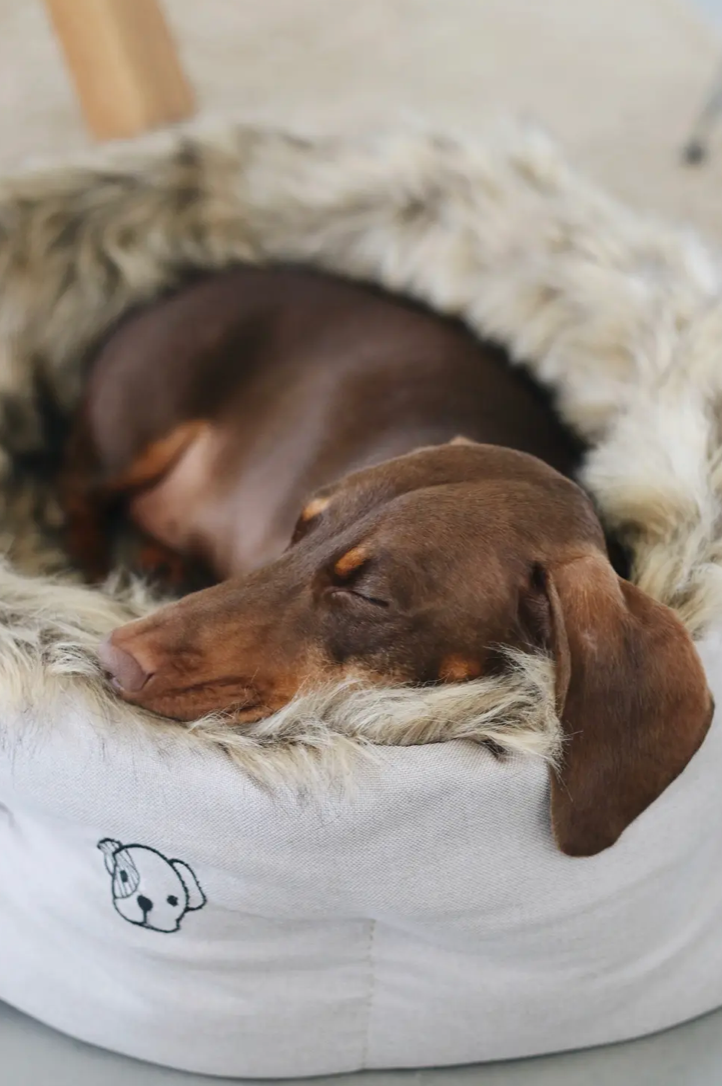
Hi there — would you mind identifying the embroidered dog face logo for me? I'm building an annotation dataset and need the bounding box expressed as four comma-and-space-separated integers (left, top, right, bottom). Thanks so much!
98, 839, 206, 933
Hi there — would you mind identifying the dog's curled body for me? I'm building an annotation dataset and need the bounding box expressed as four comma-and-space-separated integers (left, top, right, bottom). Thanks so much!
61, 265, 713, 858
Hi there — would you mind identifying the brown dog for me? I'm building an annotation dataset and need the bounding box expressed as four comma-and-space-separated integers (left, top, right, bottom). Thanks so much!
62, 265, 582, 582
61, 265, 713, 857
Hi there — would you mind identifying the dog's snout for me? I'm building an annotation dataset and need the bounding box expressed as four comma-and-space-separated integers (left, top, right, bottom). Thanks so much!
137, 895, 153, 915
98, 567, 314, 719
98, 634, 151, 693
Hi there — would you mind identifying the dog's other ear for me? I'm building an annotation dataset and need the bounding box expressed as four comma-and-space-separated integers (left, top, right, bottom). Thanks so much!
449, 435, 476, 446
521, 554, 713, 857
171, 859, 206, 911
97, 838, 122, 874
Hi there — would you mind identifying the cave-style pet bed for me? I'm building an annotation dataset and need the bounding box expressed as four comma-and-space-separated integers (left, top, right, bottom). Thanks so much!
1, 122, 722, 1078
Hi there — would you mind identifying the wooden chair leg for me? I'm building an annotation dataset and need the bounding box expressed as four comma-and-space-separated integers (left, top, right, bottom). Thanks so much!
43, 0, 195, 141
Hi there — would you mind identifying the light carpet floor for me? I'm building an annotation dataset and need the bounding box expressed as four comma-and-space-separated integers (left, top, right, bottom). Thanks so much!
1, 0, 722, 241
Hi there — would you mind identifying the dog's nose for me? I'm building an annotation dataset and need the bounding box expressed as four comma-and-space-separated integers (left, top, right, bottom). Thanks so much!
98, 635, 151, 693
137, 895, 153, 915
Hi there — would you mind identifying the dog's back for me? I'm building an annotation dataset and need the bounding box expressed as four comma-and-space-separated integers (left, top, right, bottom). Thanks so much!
64, 264, 584, 578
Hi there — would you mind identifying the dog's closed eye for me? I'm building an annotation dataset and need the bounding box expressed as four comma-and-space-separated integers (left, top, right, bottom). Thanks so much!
330, 584, 390, 608
328, 548, 389, 608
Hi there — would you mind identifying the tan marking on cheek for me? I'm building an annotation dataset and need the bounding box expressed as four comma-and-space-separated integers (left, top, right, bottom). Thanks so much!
302, 496, 330, 521
341, 661, 407, 686
334, 546, 368, 578
438, 654, 482, 683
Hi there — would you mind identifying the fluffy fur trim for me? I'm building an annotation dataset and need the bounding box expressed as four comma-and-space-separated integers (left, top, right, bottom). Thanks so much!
0, 560, 558, 781
0, 120, 719, 768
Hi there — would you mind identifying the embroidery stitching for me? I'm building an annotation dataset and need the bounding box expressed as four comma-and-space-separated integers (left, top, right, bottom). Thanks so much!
98, 838, 206, 933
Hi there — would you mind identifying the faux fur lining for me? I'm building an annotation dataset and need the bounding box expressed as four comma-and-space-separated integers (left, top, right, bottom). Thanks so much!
0, 561, 559, 779
0, 119, 719, 768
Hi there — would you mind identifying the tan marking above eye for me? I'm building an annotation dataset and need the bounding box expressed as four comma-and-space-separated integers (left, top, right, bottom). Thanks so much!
334, 546, 368, 579
302, 496, 331, 521
438, 654, 482, 683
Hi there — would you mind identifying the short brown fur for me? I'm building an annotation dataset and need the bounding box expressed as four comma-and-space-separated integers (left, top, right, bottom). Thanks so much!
60, 265, 713, 856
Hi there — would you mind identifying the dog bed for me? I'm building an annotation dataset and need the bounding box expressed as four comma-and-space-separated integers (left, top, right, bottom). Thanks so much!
1, 122, 722, 1078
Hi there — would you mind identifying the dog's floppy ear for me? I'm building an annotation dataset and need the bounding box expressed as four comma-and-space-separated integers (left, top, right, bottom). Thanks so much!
522, 553, 713, 857
171, 859, 206, 911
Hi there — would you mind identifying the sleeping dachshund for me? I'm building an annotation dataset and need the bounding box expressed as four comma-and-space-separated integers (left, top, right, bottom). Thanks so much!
60, 265, 713, 857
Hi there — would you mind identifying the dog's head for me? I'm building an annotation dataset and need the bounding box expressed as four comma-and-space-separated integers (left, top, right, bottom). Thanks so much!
99, 441, 713, 856
98, 839, 206, 932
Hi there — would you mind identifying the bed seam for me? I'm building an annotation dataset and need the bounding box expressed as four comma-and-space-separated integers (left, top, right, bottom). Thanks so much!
360, 917, 378, 1070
